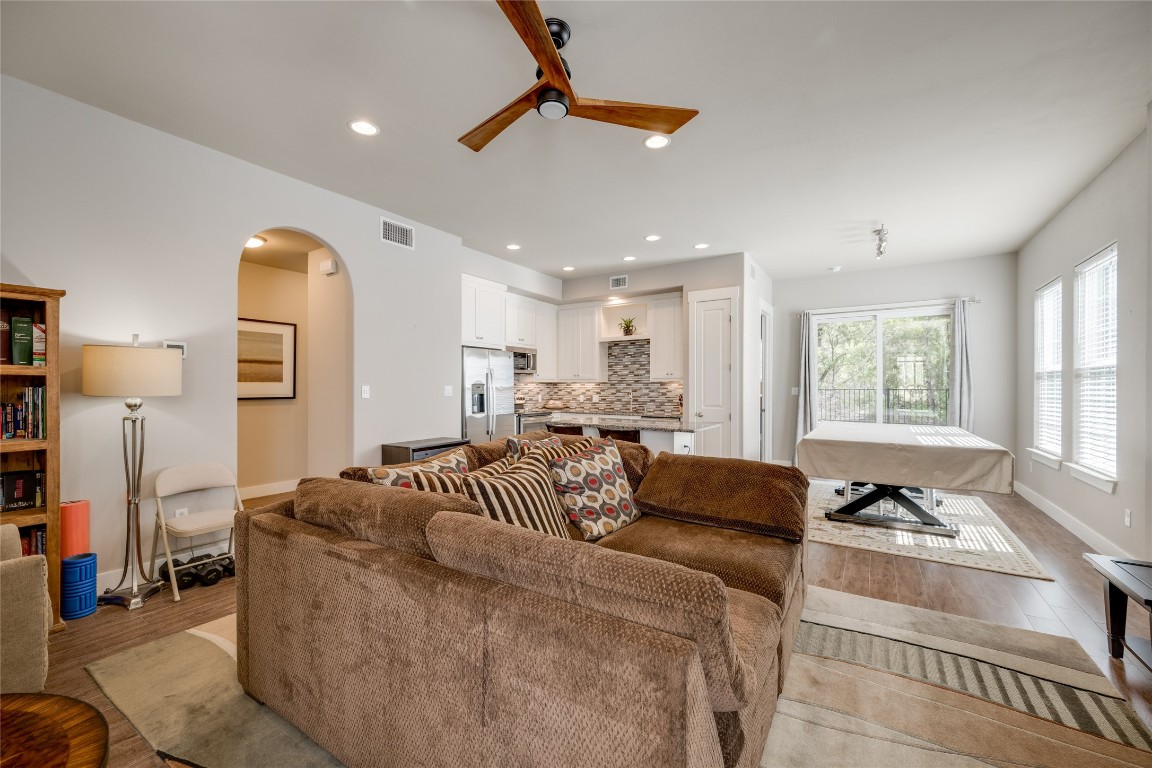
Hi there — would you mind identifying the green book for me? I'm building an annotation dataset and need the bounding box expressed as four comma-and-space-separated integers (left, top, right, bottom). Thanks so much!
10, 316, 32, 365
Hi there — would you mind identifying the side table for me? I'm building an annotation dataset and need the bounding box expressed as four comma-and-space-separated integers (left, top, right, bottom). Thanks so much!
0, 692, 109, 768
1083, 553, 1152, 672
381, 437, 469, 465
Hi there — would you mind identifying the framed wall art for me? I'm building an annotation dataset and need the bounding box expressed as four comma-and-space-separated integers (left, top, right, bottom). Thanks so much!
237, 318, 296, 399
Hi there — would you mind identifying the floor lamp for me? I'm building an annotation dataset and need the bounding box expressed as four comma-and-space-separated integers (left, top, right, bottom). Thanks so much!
82, 341, 182, 609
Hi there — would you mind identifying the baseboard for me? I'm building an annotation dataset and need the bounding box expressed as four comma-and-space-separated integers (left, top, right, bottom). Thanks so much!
766, 458, 794, 466
1013, 480, 1132, 558
239, 479, 299, 500
96, 539, 231, 594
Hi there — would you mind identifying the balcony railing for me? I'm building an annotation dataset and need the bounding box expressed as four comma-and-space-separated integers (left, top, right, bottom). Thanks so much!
818, 387, 949, 425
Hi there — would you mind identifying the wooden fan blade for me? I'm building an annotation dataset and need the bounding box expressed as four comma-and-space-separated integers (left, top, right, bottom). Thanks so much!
459, 80, 547, 152
497, 0, 573, 97
569, 98, 698, 134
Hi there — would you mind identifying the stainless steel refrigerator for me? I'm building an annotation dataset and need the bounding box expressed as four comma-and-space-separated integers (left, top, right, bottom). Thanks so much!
462, 347, 516, 444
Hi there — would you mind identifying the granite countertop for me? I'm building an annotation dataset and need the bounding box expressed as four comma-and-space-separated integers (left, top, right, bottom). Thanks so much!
545, 414, 721, 433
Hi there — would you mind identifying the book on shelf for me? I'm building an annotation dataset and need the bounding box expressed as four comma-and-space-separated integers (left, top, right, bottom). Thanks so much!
1, 470, 43, 511
1, 386, 47, 440
18, 525, 47, 555
32, 323, 46, 366
0, 308, 9, 364
10, 316, 33, 365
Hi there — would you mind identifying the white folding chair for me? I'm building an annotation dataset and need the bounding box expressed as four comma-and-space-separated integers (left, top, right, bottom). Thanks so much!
151, 462, 243, 602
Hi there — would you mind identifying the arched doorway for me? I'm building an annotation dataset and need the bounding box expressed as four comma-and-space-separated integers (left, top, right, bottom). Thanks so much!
237, 228, 352, 497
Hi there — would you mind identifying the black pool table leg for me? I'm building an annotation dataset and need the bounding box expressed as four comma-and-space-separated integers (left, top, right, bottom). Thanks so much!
1104, 579, 1129, 659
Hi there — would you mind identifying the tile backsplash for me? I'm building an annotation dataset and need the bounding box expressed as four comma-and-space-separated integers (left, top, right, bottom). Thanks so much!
517, 339, 683, 416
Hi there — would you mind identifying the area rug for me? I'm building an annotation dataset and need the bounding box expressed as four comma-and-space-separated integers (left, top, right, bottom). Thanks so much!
762, 586, 1152, 767
807, 479, 1053, 579
90, 593, 1150, 768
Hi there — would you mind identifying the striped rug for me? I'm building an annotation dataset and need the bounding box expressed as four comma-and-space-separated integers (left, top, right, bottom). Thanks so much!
763, 587, 1152, 767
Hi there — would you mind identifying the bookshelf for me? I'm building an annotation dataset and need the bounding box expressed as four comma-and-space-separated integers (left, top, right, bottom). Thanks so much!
1, 283, 65, 630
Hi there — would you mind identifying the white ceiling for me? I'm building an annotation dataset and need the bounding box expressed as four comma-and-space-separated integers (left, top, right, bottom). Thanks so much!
2, 2, 1149, 280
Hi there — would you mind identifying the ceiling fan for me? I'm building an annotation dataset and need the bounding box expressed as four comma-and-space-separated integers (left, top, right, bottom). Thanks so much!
459, 0, 699, 151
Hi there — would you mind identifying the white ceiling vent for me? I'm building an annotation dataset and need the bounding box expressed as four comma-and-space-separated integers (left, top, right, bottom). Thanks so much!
380, 217, 415, 249
609, 274, 629, 289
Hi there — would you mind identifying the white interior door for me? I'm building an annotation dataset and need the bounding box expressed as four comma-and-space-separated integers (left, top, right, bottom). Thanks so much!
689, 294, 734, 456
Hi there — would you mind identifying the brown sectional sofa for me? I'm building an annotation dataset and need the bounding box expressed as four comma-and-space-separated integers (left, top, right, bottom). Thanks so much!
236, 432, 808, 768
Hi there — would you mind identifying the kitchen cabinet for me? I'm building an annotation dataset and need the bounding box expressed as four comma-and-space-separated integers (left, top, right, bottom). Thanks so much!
534, 302, 557, 380
648, 297, 684, 380
505, 294, 537, 348
556, 307, 601, 380
462, 275, 505, 349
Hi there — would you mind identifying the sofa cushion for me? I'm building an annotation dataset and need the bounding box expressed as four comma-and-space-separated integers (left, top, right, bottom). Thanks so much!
293, 477, 481, 559
340, 448, 471, 488
550, 438, 640, 541
596, 515, 803, 612
426, 510, 757, 712
635, 454, 807, 542
506, 434, 563, 460
459, 451, 571, 539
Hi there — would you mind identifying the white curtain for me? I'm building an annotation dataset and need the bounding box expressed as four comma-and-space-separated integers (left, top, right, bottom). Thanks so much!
949, 298, 973, 430
794, 311, 815, 462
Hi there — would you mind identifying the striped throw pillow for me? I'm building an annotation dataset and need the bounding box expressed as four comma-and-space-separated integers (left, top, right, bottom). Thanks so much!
506, 435, 563, 460
368, 449, 469, 488
460, 452, 570, 539
408, 457, 516, 494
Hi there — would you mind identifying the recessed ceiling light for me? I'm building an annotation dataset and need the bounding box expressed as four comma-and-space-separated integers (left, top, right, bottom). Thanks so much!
348, 120, 380, 136
643, 135, 671, 149
562, 266, 575, 272
506, 244, 521, 250
829, 266, 842, 273
694, 243, 710, 250
246, 236, 267, 248
622, 256, 636, 262
645, 234, 661, 242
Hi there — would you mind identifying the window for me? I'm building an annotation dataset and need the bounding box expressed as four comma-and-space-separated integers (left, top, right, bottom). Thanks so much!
1033, 279, 1062, 456
1073, 244, 1117, 478
814, 305, 952, 426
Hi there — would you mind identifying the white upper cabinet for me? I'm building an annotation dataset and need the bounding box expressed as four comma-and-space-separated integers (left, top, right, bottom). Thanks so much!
556, 306, 601, 380
534, 302, 558, 380
648, 297, 684, 380
505, 294, 538, 348
462, 275, 506, 349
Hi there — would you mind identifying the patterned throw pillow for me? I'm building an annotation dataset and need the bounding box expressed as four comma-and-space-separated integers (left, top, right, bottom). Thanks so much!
549, 439, 639, 540
460, 452, 571, 539
505, 435, 563, 460
408, 456, 516, 494
368, 448, 470, 488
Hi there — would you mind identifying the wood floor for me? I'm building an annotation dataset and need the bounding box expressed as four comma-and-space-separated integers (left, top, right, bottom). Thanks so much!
41, 489, 1151, 768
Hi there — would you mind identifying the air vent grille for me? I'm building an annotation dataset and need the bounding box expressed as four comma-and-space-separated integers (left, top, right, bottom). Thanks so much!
609, 275, 628, 289
380, 217, 415, 249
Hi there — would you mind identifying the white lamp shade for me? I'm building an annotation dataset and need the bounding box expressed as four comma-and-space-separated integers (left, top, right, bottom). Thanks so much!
82, 345, 182, 397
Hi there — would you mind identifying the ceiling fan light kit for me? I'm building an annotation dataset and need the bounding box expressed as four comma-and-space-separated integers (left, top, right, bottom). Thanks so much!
458, 1, 699, 151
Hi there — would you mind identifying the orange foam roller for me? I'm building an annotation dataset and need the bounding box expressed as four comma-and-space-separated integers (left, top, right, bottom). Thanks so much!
59, 500, 91, 558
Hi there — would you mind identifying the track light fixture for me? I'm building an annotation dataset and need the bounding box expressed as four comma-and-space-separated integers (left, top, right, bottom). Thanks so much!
873, 224, 888, 260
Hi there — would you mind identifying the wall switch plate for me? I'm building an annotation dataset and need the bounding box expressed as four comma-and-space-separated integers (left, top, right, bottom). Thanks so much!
578, 395, 585, 402
361, 385, 371, 399
443, 385, 453, 397
175, 508, 188, 518
591, 394, 599, 403
1125, 509, 1132, 527
791, 387, 799, 396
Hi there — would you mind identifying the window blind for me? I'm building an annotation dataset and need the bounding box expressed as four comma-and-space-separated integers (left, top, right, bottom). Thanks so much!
1033, 279, 1061, 456
1074, 245, 1117, 478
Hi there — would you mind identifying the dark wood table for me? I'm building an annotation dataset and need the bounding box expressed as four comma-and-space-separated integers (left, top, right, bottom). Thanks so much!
1084, 553, 1152, 672
0, 692, 109, 768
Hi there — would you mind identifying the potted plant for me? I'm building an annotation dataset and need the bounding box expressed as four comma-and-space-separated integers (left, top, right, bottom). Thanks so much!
618, 317, 637, 336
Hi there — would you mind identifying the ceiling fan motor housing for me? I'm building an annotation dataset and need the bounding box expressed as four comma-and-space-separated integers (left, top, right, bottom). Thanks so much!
545, 18, 571, 49
536, 55, 571, 83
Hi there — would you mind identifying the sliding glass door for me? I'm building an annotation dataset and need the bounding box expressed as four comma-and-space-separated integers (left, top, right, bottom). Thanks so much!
815, 306, 952, 425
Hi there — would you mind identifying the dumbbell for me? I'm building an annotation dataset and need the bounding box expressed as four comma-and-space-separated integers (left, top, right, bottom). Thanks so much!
218, 555, 236, 578
160, 558, 197, 591
188, 553, 224, 587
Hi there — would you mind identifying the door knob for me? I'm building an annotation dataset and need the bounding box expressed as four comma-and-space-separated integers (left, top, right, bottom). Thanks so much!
695, 411, 703, 417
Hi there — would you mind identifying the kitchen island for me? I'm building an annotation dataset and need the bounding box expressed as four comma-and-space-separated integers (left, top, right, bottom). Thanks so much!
545, 413, 724, 457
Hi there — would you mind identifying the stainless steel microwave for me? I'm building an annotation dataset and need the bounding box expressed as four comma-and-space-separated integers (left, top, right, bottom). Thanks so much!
512, 351, 536, 372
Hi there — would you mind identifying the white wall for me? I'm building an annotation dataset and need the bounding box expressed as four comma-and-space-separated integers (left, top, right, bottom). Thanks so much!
770, 253, 1018, 462
306, 247, 353, 480
562, 253, 745, 302
741, 256, 774, 460
0, 76, 552, 586
1015, 127, 1150, 559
